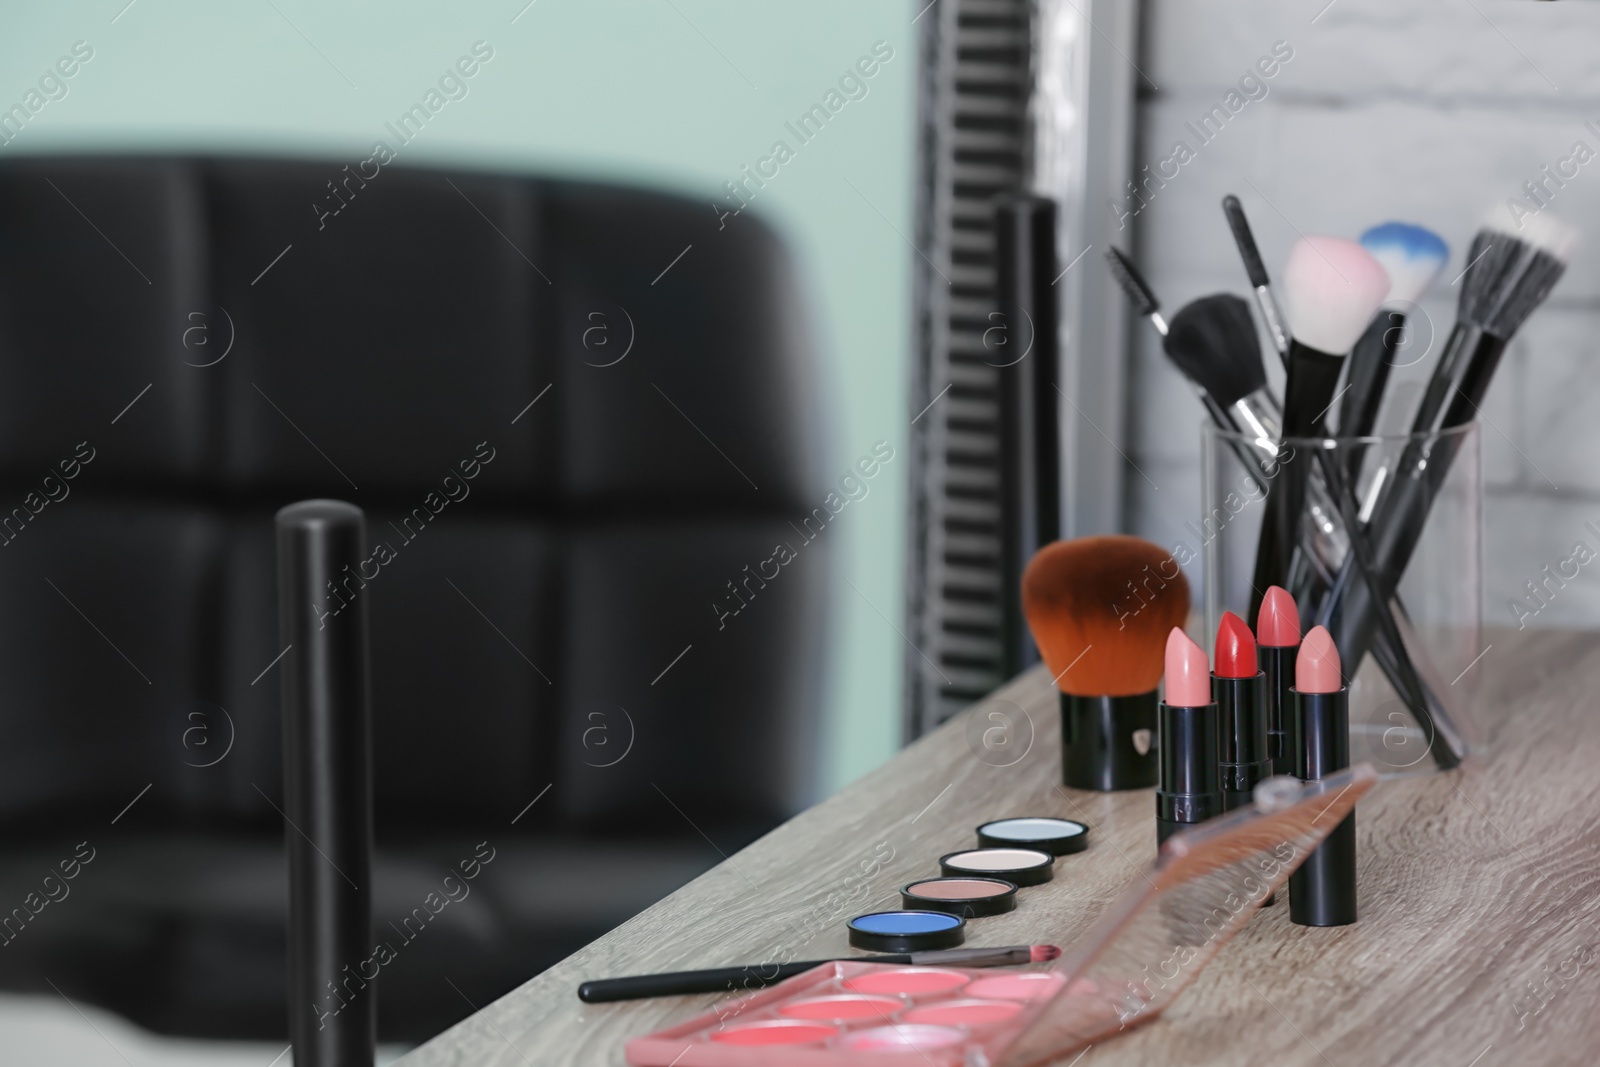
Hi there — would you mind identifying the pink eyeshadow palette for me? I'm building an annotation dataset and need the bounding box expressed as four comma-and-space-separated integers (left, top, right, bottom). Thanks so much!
625, 960, 1101, 1065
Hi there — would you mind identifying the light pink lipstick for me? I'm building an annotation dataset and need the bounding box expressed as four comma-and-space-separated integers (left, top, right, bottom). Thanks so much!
1288, 625, 1357, 927
1155, 628, 1221, 845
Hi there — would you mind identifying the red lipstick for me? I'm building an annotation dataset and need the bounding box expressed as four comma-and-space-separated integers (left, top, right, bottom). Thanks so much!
1214, 611, 1258, 677
1212, 612, 1272, 822
1156, 628, 1221, 846
1256, 586, 1302, 776
1288, 625, 1357, 927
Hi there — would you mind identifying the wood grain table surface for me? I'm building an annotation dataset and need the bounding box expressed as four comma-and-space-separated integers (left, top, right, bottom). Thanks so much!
399, 628, 1600, 1066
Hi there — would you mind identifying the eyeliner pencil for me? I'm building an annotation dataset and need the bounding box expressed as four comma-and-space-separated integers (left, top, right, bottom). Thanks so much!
577, 945, 1054, 1002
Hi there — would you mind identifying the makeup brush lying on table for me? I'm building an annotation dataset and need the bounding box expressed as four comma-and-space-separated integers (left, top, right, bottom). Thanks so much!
1023, 536, 1189, 791
577, 945, 1061, 1002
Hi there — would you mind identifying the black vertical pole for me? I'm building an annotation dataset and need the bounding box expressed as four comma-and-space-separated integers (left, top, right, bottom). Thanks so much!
277, 500, 375, 1067
996, 195, 1061, 675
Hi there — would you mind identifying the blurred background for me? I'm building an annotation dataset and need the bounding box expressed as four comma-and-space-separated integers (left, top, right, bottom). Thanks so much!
0, 0, 1595, 1063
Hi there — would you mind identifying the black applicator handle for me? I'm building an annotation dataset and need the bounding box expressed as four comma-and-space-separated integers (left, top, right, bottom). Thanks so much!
278, 500, 376, 1067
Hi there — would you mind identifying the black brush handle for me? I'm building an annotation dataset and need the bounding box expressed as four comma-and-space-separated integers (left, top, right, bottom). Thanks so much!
1309, 448, 1457, 770
578, 959, 848, 1002
1318, 332, 1506, 762
278, 500, 375, 1067
1339, 311, 1402, 481
1249, 341, 1344, 621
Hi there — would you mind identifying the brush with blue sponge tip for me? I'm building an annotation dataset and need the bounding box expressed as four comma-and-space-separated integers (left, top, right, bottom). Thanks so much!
1337, 222, 1449, 479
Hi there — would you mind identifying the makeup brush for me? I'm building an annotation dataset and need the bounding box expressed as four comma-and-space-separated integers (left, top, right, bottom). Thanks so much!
1102, 251, 1458, 760
1339, 223, 1449, 481
1320, 210, 1578, 692
1023, 536, 1190, 791
1248, 236, 1389, 622
577, 945, 1063, 1002
1221, 194, 1289, 362
1105, 247, 1278, 458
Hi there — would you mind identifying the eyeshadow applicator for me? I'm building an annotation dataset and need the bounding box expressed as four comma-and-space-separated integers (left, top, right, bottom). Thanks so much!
1156, 628, 1221, 846
1257, 585, 1301, 777
1022, 536, 1190, 790
1288, 626, 1357, 927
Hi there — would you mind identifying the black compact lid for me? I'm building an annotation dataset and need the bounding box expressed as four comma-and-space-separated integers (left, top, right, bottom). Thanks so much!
976, 816, 1092, 856
900, 876, 1018, 918
938, 847, 1055, 887
846, 910, 967, 953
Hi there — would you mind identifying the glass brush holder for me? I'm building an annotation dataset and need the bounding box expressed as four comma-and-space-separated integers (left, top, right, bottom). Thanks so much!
1198, 422, 1485, 777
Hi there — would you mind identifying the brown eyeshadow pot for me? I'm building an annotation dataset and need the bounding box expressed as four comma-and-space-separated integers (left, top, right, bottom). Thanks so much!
900, 876, 1019, 917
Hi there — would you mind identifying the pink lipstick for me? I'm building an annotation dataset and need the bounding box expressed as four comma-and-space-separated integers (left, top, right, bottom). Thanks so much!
1156, 628, 1221, 845
1256, 585, 1302, 776
1288, 626, 1358, 926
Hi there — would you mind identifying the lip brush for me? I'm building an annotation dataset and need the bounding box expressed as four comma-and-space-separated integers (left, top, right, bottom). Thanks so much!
577, 945, 1062, 1002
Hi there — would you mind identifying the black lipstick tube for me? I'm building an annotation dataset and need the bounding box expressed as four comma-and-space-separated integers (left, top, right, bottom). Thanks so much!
1214, 671, 1273, 811
278, 500, 376, 1067
1260, 645, 1298, 777
1288, 685, 1357, 926
1061, 691, 1158, 791
1156, 699, 1221, 846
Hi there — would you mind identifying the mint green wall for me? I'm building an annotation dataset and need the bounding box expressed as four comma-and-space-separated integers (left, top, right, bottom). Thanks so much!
0, 1, 913, 794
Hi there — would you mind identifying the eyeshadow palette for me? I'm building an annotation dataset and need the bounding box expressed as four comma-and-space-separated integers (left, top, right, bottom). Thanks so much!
626, 765, 1375, 1066
624, 960, 1089, 1063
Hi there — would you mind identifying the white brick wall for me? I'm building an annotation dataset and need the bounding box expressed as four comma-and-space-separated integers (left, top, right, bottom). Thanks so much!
1129, 0, 1600, 633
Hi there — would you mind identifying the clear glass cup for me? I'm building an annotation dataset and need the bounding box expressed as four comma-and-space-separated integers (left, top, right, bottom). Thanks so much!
1198, 422, 1484, 777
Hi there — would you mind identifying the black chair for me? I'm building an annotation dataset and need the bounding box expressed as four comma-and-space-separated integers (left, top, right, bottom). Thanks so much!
0, 156, 830, 1042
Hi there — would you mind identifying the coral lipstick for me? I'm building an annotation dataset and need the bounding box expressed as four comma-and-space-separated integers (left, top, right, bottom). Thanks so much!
1214, 612, 1271, 814
1288, 626, 1358, 927
1156, 628, 1221, 845
1257, 586, 1302, 776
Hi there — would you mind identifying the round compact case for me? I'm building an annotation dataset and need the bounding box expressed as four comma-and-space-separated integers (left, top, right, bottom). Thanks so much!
900, 877, 1018, 918
846, 910, 967, 952
937, 847, 1054, 887
976, 817, 1091, 856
